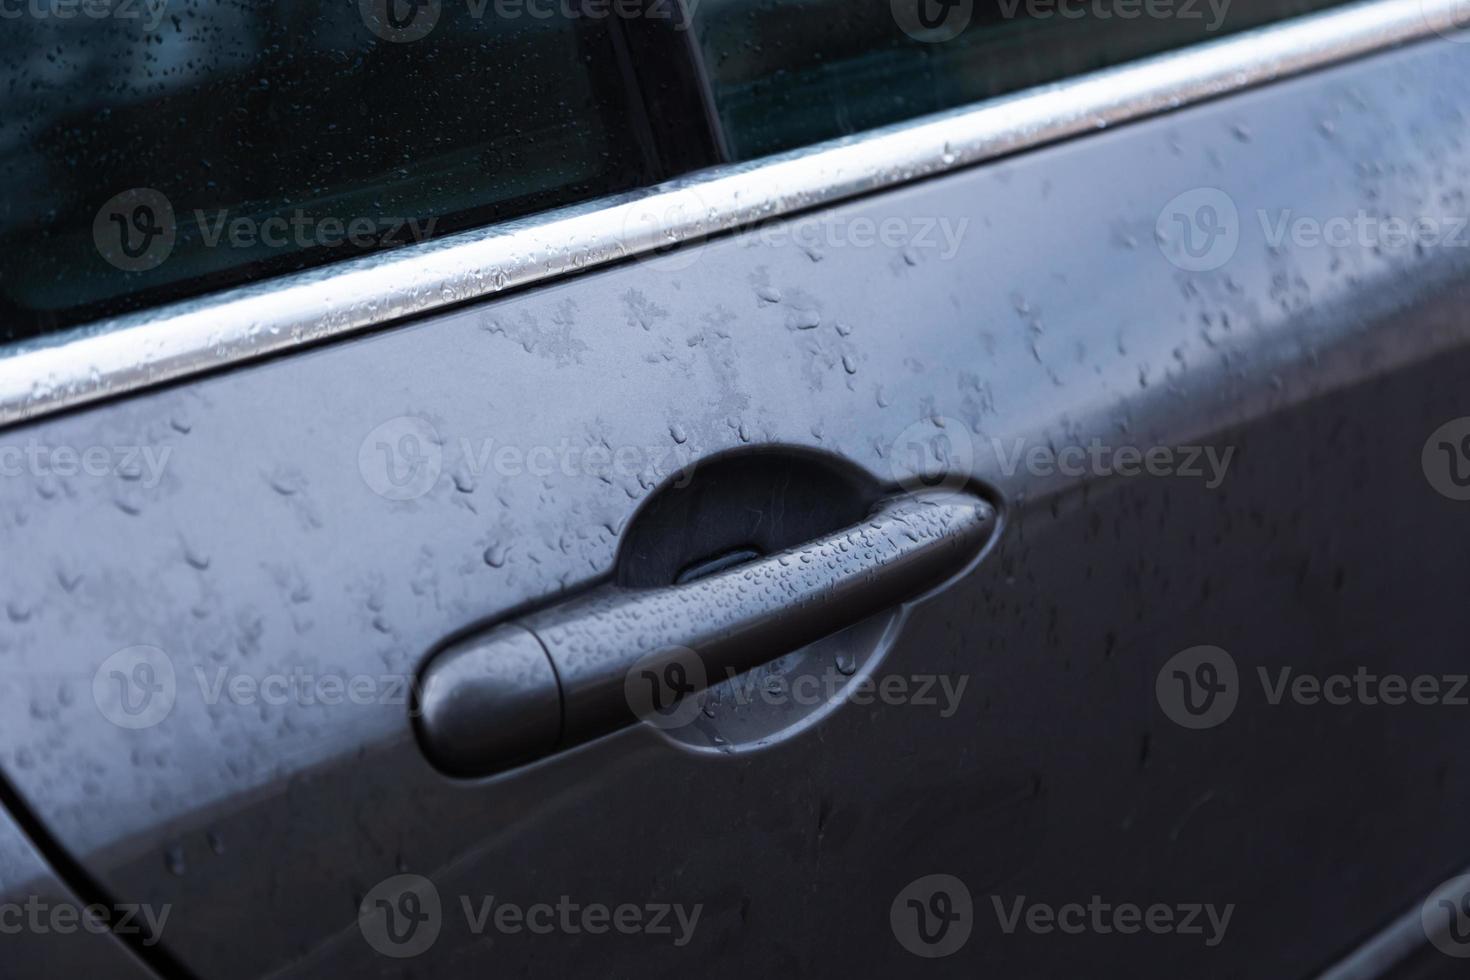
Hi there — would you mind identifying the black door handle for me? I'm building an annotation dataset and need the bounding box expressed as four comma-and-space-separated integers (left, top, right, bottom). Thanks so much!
415, 490, 996, 777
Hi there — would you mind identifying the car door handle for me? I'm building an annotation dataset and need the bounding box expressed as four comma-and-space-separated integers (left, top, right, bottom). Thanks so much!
415, 490, 997, 778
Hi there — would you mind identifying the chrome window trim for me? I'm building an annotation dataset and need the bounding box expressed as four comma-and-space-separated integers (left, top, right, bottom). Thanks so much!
1317, 867, 1470, 978
1, 0, 1463, 428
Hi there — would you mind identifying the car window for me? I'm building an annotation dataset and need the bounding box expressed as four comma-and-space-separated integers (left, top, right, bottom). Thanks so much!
0, 0, 1361, 347
0, 4, 660, 343
691, 0, 1357, 160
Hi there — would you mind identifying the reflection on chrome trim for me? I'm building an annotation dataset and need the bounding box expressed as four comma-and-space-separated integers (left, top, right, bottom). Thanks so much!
1, 0, 1463, 428
1317, 867, 1470, 979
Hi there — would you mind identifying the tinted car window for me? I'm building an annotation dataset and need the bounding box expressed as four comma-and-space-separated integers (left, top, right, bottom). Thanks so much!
693, 0, 1356, 160
0, 2, 658, 343
1, 0, 1361, 347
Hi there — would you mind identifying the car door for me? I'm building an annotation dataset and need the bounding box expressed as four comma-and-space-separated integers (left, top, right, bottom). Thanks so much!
3, 1, 1470, 978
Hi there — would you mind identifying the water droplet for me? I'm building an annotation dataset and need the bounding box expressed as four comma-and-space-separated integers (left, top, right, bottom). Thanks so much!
184, 543, 210, 571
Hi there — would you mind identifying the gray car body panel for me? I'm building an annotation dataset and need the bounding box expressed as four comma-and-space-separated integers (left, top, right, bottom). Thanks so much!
0, 803, 158, 978
2, 35, 1470, 978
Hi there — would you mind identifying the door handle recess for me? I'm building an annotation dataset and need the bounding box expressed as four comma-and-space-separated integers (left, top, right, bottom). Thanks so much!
416, 490, 996, 778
